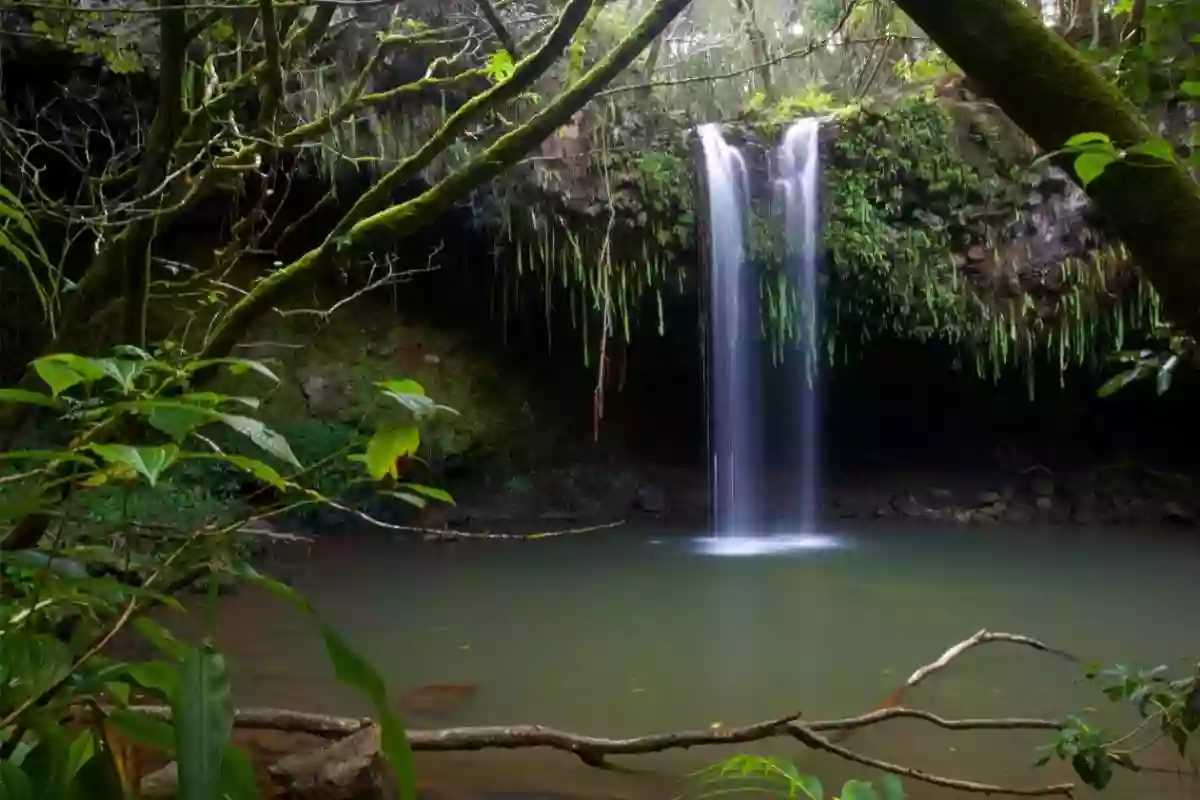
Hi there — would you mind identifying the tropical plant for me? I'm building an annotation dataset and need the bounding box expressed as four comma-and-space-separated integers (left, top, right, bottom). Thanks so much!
0, 345, 456, 797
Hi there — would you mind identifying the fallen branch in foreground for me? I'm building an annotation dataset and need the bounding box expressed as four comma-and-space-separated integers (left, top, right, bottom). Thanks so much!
124, 629, 1097, 799
123, 703, 1067, 797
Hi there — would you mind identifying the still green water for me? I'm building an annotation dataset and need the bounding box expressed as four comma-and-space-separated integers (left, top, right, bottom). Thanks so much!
204, 524, 1200, 800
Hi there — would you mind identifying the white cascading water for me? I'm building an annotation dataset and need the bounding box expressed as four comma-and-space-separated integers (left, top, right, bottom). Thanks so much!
696, 123, 760, 537
776, 119, 823, 533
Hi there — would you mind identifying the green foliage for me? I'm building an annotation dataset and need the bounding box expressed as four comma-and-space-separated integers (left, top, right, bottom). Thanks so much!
0, 346, 456, 798
1036, 660, 1200, 789
691, 756, 904, 800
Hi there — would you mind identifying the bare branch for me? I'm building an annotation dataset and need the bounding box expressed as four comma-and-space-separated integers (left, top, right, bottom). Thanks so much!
600, 0, 861, 96
474, 0, 521, 57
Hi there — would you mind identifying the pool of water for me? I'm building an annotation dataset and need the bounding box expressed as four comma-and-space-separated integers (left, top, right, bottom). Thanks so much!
191, 523, 1200, 799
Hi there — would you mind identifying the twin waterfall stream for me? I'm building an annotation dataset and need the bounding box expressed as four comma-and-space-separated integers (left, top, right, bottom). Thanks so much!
698, 120, 827, 554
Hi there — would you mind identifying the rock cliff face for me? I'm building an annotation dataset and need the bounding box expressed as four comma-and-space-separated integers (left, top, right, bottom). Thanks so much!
488, 89, 1157, 395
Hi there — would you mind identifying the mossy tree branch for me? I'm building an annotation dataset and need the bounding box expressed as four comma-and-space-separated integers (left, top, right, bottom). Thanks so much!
257, 0, 285, 127
893, 0, 1200, 333
200, 0, 695, 359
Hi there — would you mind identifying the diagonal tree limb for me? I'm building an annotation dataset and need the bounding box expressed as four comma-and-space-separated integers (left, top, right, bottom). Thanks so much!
199, 0, 693, 360
474, 0, 520, 57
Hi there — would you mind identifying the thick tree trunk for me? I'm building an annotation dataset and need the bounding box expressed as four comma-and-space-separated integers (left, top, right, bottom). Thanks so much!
894, 0, 1200, 333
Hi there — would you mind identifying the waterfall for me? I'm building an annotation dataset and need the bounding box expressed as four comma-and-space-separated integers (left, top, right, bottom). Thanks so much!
777, 119, 823, 533
697, 124, 760, 536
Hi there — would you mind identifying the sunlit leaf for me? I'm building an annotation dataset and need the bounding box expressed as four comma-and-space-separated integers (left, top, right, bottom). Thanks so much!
1181, 80, 1200, 98
175, 645, 233, 800
32, 359, 84, 398
88, 444, 180, 487
364, 427, 420, 480
1063, 132, 1111, 148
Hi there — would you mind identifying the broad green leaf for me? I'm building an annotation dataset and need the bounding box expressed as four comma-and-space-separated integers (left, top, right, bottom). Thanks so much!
364, 427, 420, 480
877, 774, 904, 800
1126, 138, 1175, 163
175, 645, 233, 800
106, 709, 177, 753
65, 730, 96, 783
88, 444, 180, 487
219, 745, 260, 800
840, 779, 880, 800
32, 359, 84, 398
149, 404, 214, 441
36, 354, 108, 381
186, 358, 280, 384
97, 359, 145, 392
399, 483, 454, 505
127, 660, 182, 702
0, 389, 61, 409
1074, 152, 1115, 186
1181, 80, 1200, 98
218, 414, 301, 468
1064, 132, 1111, 148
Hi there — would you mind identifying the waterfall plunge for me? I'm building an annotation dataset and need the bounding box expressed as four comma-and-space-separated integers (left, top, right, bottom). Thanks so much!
697, 123, 761, 536
696, 120, 824, 548
777, 119, 823, 534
